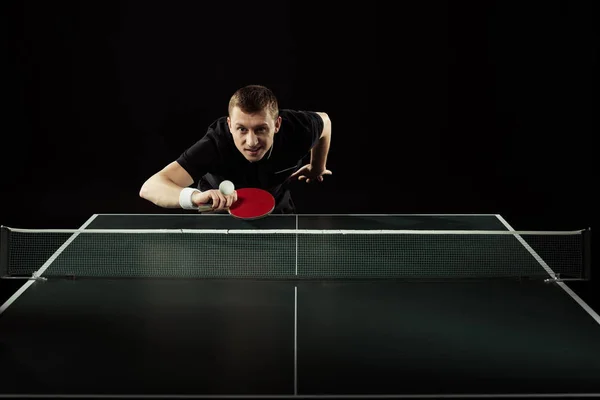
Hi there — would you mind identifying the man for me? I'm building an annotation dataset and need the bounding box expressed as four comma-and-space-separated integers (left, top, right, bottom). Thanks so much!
139, 85, 332, 214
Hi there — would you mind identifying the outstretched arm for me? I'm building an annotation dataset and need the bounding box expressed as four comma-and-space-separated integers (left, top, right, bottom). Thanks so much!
289, 112, 332, 183
311, 112, 332, 173
139, 161, 194, 208
139, 161, 235, 210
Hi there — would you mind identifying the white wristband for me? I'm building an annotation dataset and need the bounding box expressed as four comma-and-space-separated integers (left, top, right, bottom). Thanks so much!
179, 187, 200, 210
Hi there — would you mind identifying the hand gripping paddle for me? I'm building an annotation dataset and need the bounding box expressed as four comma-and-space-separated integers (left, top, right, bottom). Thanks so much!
197, 181, 275, 219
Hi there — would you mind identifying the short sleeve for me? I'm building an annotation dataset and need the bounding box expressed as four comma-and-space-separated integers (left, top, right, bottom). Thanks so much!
279, 110, 324, 159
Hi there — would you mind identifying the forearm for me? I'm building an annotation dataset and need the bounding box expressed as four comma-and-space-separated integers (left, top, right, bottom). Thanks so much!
311, 113, 331, 170
139, 173, 190, 208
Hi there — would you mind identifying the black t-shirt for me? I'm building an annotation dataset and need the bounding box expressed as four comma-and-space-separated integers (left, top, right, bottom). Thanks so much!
176, 109, 324, 213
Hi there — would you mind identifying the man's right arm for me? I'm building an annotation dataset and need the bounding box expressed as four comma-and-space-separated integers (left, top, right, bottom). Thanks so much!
139, 161, 236, 210
139, 161, 195, 208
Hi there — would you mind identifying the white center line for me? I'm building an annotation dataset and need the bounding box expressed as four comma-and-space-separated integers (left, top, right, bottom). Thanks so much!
294, 285, 298, 395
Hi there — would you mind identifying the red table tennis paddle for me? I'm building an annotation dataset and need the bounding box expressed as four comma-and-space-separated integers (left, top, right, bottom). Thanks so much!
198, 187, 275, 219
228, 188, 275, 219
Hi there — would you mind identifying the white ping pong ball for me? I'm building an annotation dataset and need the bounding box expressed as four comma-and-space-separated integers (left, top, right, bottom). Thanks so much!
219, 180, 235, 195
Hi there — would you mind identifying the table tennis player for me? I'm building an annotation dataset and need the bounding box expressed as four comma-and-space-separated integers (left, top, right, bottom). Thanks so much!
139, 84, 332, 214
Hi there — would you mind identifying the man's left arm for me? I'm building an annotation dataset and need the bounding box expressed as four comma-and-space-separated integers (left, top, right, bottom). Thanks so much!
310, 112, 332, 173
289, 111, 332, 183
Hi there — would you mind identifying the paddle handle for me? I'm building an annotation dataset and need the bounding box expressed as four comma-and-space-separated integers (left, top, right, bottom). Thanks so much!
197, 203, 233, 212
197, 204, 216, 212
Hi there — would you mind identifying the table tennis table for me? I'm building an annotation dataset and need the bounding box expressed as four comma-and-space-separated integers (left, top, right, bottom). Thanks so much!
0, 213, 597, 398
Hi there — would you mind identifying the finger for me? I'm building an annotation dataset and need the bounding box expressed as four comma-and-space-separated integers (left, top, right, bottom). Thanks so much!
323, 169, 333, 175
289, 166, 309, 180
210, 192, 225, 210
216, 192, 229, 210
298, 175, 307, 181
225, 193, 236, 208
289, 169, 303, 180
317, 176, 323, 182
208, 192, 218, 209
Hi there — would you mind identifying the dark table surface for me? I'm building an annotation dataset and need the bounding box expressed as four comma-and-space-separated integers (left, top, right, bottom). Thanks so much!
1, 214, 598, 397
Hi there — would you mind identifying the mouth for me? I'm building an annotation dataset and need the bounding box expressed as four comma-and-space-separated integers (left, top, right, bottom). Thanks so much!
244, 147, 262, 156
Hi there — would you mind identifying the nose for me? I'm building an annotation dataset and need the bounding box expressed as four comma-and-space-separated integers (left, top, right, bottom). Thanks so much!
247, 132, 259, 147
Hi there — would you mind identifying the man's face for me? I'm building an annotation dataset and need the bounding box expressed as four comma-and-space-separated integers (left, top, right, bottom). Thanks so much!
227, 106, 281, 162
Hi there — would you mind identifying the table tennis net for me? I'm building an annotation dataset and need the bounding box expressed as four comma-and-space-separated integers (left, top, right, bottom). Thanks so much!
0, 227, 588, 281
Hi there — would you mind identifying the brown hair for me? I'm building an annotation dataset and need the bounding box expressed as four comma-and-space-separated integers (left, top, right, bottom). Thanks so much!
228, 85, 279, 119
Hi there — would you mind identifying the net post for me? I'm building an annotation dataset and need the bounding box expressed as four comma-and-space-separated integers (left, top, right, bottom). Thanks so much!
0, 226, 8, 278
582, 227, 591, 280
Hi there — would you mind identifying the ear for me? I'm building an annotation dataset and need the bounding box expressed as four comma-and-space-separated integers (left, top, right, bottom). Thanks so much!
227, 116, 232, 132
274, 116, 282, 133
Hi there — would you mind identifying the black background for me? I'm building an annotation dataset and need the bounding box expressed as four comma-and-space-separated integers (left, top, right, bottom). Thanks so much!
1, 2, 596, 301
